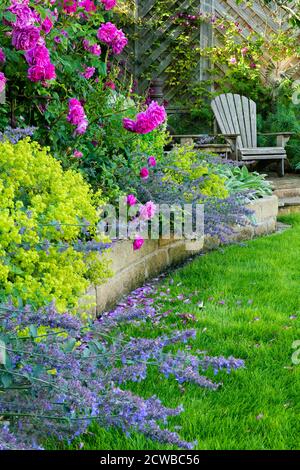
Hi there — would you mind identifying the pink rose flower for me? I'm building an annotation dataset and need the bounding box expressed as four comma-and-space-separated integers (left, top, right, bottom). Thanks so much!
140, 167, 149, 180
126, 194, 137, 206
63, 0, 78, 14
41, 17, 53, 35
97, 22, 118, 43
229, 57, 237, 64
0, 48, 5, 63
133, 235, 144, 251
75, 118, 88, 135
101, 0, 117, 10
111, 30, 128, 55
97, 22, 127, 55
89, 44, 101, 55
82, 39, 90, 50
12, 26, 40, 51
139, 201, 156, 220
0, 72, 7, 94
122, 118, 136, 132
44, 63, 56, 80
123, 101, 166, 135
104, 80, 116, 90
79, 0, 96, 12
7, 3, 36, 28
67, 98, 85, 125
241, 47, 248, 55
27, 65, 44, 82
73, 150, 83, 158
25, 45, 50, 66
148, 156, 156, 167
82, 66, 95, 79
27, 63, 56, 82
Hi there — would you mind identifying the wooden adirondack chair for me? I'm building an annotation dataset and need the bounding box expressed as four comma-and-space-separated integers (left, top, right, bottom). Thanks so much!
211, 93, 293, 176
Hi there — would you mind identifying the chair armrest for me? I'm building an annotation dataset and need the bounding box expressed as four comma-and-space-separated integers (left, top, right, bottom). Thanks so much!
171, 133, 240, 139
221, 133, 240, 138
258, 132, 294, 136
258, 132, 294, 148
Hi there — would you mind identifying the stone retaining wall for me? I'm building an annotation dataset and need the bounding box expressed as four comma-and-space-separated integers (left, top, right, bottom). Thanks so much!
84, 195, 278, 314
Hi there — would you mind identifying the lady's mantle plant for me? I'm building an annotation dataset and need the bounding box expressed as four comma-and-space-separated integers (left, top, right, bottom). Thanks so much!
0, 138, 111, 310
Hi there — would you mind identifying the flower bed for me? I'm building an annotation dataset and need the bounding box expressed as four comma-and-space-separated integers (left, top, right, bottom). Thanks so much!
92, 195, 279, 314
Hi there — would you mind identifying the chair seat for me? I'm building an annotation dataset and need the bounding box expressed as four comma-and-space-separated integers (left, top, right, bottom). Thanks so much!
239, 147, 286, 160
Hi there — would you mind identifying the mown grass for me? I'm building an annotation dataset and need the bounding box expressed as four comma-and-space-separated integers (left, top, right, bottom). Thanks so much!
52, 213, 300, 450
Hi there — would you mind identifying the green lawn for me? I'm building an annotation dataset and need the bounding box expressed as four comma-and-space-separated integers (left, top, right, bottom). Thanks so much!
56, 214, 300, 450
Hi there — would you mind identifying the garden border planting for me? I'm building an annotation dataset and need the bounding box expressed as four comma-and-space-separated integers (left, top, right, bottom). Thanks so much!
87, 195, 278, 314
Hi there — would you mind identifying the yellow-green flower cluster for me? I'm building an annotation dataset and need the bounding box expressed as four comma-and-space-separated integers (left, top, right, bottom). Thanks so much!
163, 145, 229, 200
0, 139, 111, 311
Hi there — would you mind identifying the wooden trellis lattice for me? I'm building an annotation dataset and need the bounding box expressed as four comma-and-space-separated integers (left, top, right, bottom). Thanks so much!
127, 0, 299, 109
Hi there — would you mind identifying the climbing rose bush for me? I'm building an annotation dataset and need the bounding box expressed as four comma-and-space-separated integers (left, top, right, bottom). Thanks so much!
123, 101, 167, 134
0, 0, 169, 208
0, 139, 111, 310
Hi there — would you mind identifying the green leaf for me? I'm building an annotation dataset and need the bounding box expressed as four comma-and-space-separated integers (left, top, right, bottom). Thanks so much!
1, 372, 13, 389
29, 325, 38, 338
64, 338, 77, 353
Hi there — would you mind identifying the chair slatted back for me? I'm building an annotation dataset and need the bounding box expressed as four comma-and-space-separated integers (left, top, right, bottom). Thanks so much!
211, 93, 257, 149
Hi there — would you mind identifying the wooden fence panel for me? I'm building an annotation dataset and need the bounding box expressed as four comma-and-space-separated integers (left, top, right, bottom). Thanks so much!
126, 1, 299, 109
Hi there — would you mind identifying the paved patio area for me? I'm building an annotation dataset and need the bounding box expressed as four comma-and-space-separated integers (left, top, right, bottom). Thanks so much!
267, 173, 300, 214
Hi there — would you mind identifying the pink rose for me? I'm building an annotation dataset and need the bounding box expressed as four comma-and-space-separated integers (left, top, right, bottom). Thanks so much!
104, 80, 116, 90
133, 235, 144, 251
139, 201, 156, 220
28, 65, 45, 82
0, 72, 6, 94
75, 118, 88, 135
7, 3, 36, 28
25, 45, 50, 66
82, 39, 90, 50
82, 66, 95, 79
97, 22, 127, 55
63, 0, 78, 14
67, 99, 85, 125
140, 167, 149, 180
12, 26, 40, 51
111, 30, 128, 55
89, 44, 101, 55
41, 17, 53, 35
79, 0, 96, 12
27, 63, 56, 82
241, 47, 248, 55
73, 150, 83, 158
123, 118, 136, 132
0, 48, 5, 63
101, 0, 117, 10
44, 63, 56, 80
126, 194, 137, 206
97, 22, 118, 43
148, 156, 156, 167
229, 57, 237, 64
123, 101, 166, 135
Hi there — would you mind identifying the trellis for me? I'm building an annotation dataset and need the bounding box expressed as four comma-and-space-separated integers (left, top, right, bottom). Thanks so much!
127, 0, 299, 109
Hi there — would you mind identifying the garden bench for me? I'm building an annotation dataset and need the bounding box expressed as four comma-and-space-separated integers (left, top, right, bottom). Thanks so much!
211, 93, 293, 176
